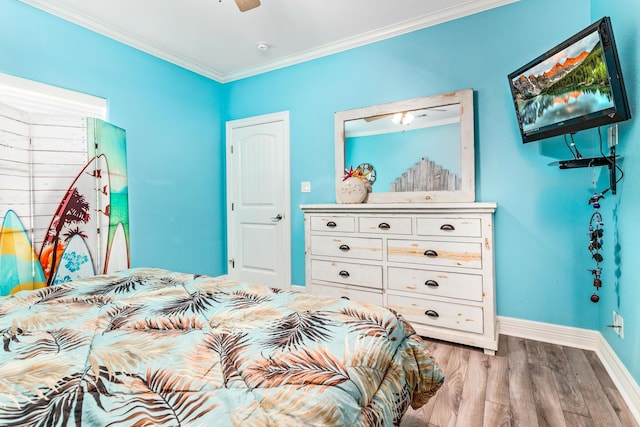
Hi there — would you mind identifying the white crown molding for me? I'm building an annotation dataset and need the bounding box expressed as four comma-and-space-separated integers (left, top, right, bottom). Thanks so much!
498, 316, 640, 424
18, 0, 225, 82
19, 0, 518, 83
223, 0, 519, 82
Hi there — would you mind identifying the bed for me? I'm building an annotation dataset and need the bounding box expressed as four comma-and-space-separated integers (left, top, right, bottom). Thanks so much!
0, 268, 444, 426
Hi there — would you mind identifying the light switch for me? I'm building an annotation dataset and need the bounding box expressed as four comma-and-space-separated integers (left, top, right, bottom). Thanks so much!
301, 181, 311, 193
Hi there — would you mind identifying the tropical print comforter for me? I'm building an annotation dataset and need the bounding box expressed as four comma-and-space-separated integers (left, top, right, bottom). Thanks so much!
0, 268, 444, 426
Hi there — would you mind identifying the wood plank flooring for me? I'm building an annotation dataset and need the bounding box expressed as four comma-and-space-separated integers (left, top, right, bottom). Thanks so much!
400, 334, 638, 427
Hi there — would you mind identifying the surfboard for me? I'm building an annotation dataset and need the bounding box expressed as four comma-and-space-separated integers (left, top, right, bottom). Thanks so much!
52, 233, 96, 285
95, 155, 110, 273
39, 154, 110, 283
0, 210, 46, 295
105, 222, 128, 273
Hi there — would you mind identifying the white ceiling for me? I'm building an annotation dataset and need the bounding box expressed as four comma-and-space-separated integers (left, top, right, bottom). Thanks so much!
21, 0, 517, 83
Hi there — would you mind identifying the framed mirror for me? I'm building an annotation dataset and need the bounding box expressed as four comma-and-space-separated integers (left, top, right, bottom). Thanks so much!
335, 89, 475, 203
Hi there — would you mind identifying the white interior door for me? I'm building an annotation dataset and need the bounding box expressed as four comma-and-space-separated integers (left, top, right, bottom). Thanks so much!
226, 112, 291, 290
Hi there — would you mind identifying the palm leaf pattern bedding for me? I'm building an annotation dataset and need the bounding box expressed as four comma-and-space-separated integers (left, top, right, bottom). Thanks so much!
0, 268, 444, 426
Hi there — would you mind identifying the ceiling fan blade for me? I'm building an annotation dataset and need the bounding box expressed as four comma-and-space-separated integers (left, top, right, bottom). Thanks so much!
234, 0, 261, 12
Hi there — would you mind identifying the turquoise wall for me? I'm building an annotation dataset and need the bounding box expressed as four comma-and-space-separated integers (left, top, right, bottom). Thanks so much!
0, 0, 226, 276
590, 0, 640, 385
226, 0, 597, 325
2, 0, 638, 384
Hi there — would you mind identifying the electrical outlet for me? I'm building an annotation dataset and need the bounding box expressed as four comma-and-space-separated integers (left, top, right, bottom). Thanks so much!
300, 181, 311, 193
612, 310, 625, 339
618, 314, 624, 339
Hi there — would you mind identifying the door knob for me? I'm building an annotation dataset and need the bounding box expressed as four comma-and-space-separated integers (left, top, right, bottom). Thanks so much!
271, 214, 283, 221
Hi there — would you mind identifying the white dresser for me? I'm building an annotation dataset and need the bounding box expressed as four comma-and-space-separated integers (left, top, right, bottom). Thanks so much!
301, 203, 498, 354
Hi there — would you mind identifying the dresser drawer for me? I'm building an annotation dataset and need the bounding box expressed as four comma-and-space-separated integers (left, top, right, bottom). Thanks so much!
388, 267, 483, 301
417, 218, 481, 237
310, 283, 384, 306
358, 217, 412, 235
311, 259, 382, 289
310, 235, 383, 261
388, 239, 481, 268
310, 215, 355, 233
388, 294, 483, 334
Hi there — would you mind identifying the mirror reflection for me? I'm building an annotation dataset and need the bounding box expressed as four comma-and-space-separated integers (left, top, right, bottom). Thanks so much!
344, 104, 461, 193
334, 89, 475, 203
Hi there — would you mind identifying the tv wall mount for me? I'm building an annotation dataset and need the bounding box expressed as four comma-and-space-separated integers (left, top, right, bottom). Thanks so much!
548, 128, 622, 195
551, 153, 619, 194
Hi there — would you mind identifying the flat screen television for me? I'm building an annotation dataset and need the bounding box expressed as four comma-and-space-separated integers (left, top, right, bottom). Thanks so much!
508, 17, 631, 143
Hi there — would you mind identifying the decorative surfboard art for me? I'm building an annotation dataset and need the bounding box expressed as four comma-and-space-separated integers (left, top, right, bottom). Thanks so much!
52, 233, 96, 285
1, 114, 128, 289
39, 154, 110, 285
105, 222, 128, 273
0, 210, 46, 295
94, 155, 111, 273
88, 118, 130, 273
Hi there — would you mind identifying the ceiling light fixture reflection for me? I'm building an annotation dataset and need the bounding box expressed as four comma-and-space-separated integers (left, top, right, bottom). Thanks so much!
392, 112, 414, 125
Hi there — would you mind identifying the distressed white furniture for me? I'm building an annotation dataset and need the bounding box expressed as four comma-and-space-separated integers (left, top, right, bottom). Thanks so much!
301, 202, 498, 354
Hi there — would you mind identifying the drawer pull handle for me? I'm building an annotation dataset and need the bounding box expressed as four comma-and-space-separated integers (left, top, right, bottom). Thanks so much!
378, 222, 391, 230
440, 224, 455, 231
425, 310, 439, 318
338, 270, 350, 278
424, 250, 438, 257
341, 296, 351, 300
339, 244, 351, 251
326, 221, 337, 228
425, 280, 439, 288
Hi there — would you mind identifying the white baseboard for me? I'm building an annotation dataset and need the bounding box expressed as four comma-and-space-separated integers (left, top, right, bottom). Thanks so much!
498, 316, 640, 424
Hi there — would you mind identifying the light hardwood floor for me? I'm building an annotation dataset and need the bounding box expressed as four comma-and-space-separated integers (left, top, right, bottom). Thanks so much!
400, 334, 638, 427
